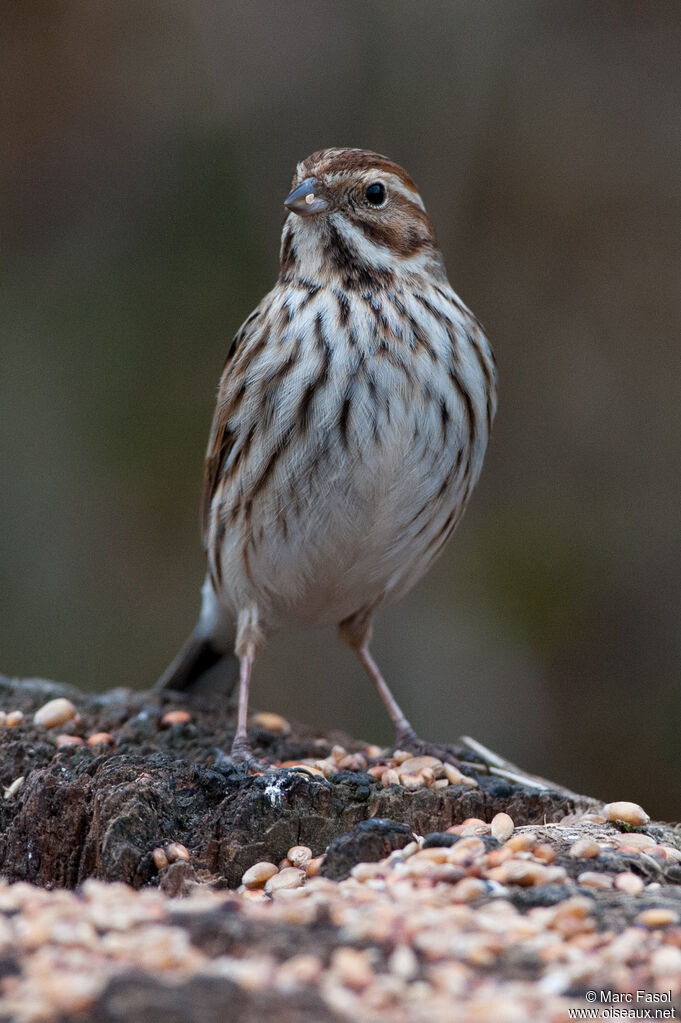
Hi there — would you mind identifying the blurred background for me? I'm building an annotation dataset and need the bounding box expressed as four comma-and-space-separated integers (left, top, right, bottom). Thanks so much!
2, 1, 679, 817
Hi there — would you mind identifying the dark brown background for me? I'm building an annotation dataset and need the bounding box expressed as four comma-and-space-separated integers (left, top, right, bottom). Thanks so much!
2, 2, 679, 817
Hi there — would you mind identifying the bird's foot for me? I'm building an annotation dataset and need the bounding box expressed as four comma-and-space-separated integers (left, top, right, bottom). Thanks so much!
392, 728, 488, 776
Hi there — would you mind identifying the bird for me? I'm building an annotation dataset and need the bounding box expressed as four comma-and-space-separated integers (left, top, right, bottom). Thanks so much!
156, 147, 497, 762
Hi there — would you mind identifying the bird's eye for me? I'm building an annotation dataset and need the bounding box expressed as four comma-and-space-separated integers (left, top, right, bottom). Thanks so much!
364, 182, 386, 206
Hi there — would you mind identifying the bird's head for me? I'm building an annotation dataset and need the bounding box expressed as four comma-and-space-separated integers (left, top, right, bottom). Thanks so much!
280, 148, 445, 287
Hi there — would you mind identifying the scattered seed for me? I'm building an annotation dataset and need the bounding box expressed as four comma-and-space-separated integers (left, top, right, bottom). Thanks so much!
265, 867, 305, 894
615, 832, 656, 852
55, 734, 84, 748
381, 769, 400, 788
331, 947, 374, 991
33, 697, 77, 729
505, 832, 536, 852
392, 750, 411, 764
603, 800, 650, 827
253, 711, 290, 734
306, 855, 324, 878
6, 710, 23, 727
388, 944, 418, 981
578, 871, 614, 890
443, 763, 478, 787
400, 773, 425, 791
636, 908, 679, 928
152, 848, 169, 870
614, 871, 645, 894
242, 861, 278, 889
490, 813, 514, 843
569, 838, 601, 859
433, 778, 450, 789
338, 753, 367, 771
450, 878, 488, 902
398, 756, 442, 775
3, 776, 24, 800
364, 744, 384, 759
161, 710, 191, 727
533, 843, 557, 863
165, 842, 190, 863
287, 846, 312, 869
87, 732, 114, 746
330, 745, 347, 761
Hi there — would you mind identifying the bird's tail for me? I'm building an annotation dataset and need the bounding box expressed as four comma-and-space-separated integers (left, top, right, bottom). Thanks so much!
154, 628, 239, 696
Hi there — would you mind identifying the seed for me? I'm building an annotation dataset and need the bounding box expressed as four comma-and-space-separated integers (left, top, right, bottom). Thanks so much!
3, 776, 24, 800
381, 769, 400, 788
331, 947, 374, 991
330, 745, 347, 761
338, 753, 367, 771
287, 846, 312, 869
400, 773, 425, 791
505, 832, 536, 852
654, 844, 681, 862
33, 697, 77, 729
447, 837, 486, 862
253, 711, 290, 734
569, 838, 601, 859
443, 763, 478, 786
636, 908, 679, 928
306, 856, 324, 878
368, 764, 388, 779
614, 872, 645, 894
165, 842, 190, 863
87, 732, 114, 746
433, 778, 450, 789
420, 768, 436, 786
388, 944, 418, 981
392, 749, 411, 764
533, 843, 557, 863
6, 711, 23, 727
490, 813, 514, 843
451, 878, 488, 902
615, 832, 656, 852
152, 848, 169, 870
55, 734, 84, 748
364, 744, 384, 759
265, 867, 305, 894
242, 861, 278, 889
603, 800, 650, 827
161, 710, 191, 727
451, 818, 489, 836
489, 861, 558, 887
577, 871, 614, 890
398, 756, 442, 775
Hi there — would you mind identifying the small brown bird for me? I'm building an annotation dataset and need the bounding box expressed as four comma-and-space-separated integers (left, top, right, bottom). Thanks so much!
156, 148, 497, 760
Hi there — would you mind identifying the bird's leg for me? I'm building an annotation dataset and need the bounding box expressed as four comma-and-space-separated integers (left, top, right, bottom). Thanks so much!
340, 612, 476, 767
339, 609, 418, 749
230, 606, 265, 763
230, 645, 255, 761
355, 645, 419, 749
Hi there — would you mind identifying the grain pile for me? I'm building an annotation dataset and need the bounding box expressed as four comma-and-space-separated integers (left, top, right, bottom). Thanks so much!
1, 677, 680, 1022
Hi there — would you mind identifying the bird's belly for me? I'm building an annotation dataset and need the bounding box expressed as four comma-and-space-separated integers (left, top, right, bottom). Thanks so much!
215, 396, 471, 630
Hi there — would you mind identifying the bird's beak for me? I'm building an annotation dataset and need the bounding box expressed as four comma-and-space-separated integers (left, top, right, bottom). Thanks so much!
284, 177, 329, 217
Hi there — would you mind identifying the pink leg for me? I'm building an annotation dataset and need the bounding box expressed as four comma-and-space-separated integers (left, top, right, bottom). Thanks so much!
231, 645, 255, 760
355, 645, 418, 749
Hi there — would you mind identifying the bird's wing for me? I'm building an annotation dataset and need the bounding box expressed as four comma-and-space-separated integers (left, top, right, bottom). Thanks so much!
200, 306, 263, 545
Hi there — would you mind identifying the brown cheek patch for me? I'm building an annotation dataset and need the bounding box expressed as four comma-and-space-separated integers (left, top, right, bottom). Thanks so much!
350, 197, 436, 258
